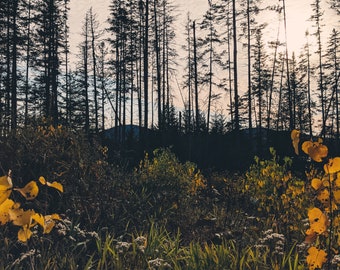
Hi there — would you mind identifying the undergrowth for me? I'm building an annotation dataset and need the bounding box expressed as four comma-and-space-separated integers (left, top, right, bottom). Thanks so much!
0, 124, 339, 269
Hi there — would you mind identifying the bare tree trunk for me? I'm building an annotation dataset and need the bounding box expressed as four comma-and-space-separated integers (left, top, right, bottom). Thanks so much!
267, 20, 281, 130
137, 3, 143, 136
193, 21, 199, 132
186, 14, 192, 132
306, 37, 313, 137
144, 0, 149, 130
98, 42, 106, 131
84, 14, 90, 134
64, 0, 71, 127
207, 17, 213, 132
310, 0, 326, 137
89, 8, 99, 133
276, 59, 285, 131
11, 0, 18, 131
246, 0, 252, 131
24, 0, 32, 126
153, 0, 162, 129
5, 0, 11, 134
232, 0, 239, 131
226, 1, 233, 126
282, 0, 293, 130
114, 29, 120, 140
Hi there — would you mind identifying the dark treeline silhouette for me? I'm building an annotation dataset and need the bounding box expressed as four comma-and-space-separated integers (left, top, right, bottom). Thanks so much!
0, 0, 339, 170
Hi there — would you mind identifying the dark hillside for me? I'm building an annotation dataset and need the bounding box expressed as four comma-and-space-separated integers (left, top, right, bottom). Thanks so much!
101, 126, 299, 172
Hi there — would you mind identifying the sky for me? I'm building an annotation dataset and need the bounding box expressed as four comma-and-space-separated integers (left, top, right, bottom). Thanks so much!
68, 0, 339, 117
68, 0, 339, 67
68, 0, 209, 63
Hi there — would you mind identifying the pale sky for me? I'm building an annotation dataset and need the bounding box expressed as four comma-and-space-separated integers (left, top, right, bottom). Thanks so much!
68, 0, 209, 63
68, 0, 338, 117
68, 0, 338, 63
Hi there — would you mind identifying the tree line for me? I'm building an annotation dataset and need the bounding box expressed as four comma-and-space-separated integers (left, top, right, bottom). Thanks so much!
0, 0, 339, 143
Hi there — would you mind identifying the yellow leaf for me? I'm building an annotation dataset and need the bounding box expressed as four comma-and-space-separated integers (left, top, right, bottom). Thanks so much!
9, 208, 35, 226
43, 214, 60, 234
325, 201, 338, 213
50, 213, 61, 220
0, 188, 12, 207
302, 141, 328, 162
302, 141, 313, 155
0, 175, 13, 205
0, 175, 12, 187
334, 190, 340, 204
291, 129, 300, 155
324, 157, 340, 174
308, 208, 328, 234
14, 181, 39, 200
32, 213, 45, 228
38, 176, 46, 185
306, 246, 327, 270
18, 226, 33, 242
46, 181, 63, 193
44, 220, 55, 234
39, 176, 63, 193
0, 199, 15, 225
317, 189, 329, 205
335, 176, 340, 187
311, 178, 322, 190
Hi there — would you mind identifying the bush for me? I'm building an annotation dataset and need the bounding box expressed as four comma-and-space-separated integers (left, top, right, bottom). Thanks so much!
244, 147, 309, 241
115, 148, 207, 232
0, 122, 122, 231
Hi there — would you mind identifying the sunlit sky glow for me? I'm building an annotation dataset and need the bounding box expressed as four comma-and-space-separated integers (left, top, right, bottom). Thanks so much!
69, 0, 338, 64
68, 0, 339, 119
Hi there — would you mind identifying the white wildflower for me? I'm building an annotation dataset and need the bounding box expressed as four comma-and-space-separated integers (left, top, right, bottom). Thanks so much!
115, 241, 131, 254
148, 258, 172, 269
134, 236, 147, 253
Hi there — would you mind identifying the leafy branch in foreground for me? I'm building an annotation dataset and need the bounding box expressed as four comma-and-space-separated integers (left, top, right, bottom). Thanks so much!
0, 172, 63, 242
291, 130, 340, 270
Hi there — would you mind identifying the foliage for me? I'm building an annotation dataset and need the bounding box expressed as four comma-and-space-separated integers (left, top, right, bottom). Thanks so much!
118, 148, 207, 232
244, 147, 309, 238
5, 124, 340, 269
0, 172, 63, 243
292, 130, 340, 270
0, 121, 120, 230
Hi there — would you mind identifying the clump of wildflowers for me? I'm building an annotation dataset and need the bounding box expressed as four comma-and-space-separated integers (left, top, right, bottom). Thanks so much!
256, 229, 285, 256
148, 258, 172, 269
115, 241, 132, 254
134, 235, 147, 253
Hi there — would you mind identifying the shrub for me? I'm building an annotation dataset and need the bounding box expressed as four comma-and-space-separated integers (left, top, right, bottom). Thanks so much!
292, 130, 340, 270
0, 122, 122, 231
244, 147, 309, 241
116, 148, 207, 232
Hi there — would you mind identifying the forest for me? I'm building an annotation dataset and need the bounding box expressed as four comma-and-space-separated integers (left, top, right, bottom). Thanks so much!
0, 0, 339, 269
